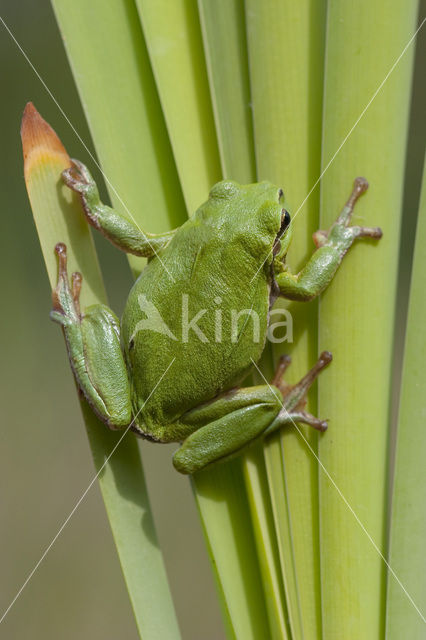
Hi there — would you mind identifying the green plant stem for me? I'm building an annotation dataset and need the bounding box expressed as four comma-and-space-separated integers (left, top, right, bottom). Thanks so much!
318, 3, 418, 637
22, 108, 180, 639
135, 0, 221, 213
246, 1, 327, 637
198, 0, 255, 182
194, 463, 270, 639
386, 154, 426, 639
242, 445, 289, 639
199, 2, 289, 636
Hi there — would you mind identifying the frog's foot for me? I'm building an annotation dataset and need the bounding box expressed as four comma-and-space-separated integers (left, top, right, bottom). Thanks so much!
339, 177, 369, 225
271, 351, 332, 432
62, 159, 101, 218
344, 178, 382, 240
330, 178, 382, 241
51, 242, 82, 325
62, 158, 96, 194
50, 242, 132, 429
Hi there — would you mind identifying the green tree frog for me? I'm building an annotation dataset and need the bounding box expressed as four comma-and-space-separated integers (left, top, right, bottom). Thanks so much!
51, 160, 382, 474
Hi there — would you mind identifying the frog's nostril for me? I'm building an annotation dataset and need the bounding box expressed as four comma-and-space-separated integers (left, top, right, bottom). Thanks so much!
278, 188, 284, 201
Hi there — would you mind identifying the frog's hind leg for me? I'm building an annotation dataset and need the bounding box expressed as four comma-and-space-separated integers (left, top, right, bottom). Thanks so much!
173, 352, 333, 475
51, 243, 132, 429
172, 386, 282, 474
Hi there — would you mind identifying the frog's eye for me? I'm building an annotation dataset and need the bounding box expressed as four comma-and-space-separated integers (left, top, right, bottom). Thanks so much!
280, 209, 291, 233
273, 209, 291, 255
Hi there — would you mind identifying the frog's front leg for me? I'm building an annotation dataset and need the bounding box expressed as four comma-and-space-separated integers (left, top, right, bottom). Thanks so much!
50, 243, 132, 429
173, 352, 331, 474
62, 159, 175, 257
276, 178, 382, 301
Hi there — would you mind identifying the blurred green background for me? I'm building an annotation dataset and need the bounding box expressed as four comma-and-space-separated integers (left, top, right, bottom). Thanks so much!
0, 1, 424, 639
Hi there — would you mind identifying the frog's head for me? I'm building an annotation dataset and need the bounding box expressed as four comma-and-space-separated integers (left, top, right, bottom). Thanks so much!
206, 179, 293, 269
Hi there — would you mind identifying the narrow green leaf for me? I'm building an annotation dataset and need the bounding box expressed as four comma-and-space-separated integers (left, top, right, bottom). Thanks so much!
51, 0, 187, 275
199, 2, 288, 636
135, 0, 222, 212
198, 0, 255, 182
386, 155, 426, 638
194, 462, 270, 640
243, 446, 290, 639
263, 440, 299, 638
246, 1, 327, 637
318, 2, 419, 637
22, 103, 181, 640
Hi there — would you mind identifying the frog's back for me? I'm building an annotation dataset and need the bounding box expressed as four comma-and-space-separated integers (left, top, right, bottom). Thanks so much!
121, 208, 271, 432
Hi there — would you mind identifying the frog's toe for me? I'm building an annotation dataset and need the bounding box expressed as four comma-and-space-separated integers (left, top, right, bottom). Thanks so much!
280, 408, 329, 432
62, 159, 95, 196
273, 350, 332, 412
271, 354, 292, 393
70, 158, 93, 182
351, 225, 383, 239
51, 242, 82, 321
62, 166, 83, 191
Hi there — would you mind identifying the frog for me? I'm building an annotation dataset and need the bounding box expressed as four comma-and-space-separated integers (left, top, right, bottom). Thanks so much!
51, 158, 382, 474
